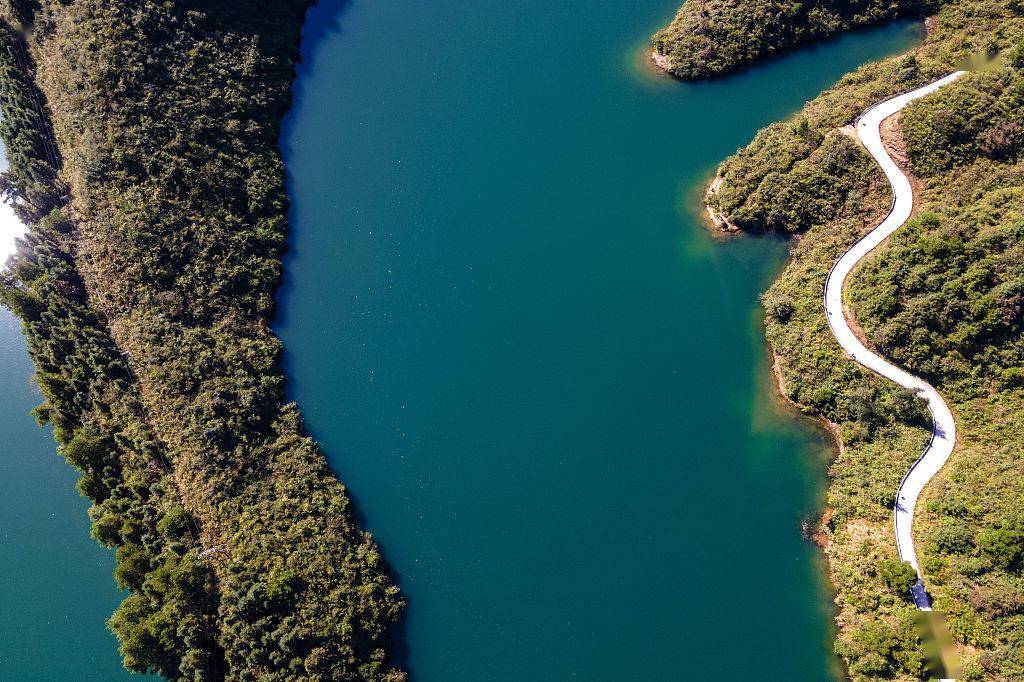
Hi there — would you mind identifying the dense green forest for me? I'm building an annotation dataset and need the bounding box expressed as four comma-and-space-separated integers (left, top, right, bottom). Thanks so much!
652, 0, 938, 79
0, 1, 403, 680
694, 0, 1024, 678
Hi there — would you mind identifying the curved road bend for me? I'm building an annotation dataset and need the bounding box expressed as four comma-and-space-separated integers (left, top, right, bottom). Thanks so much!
823, 71, 965, 611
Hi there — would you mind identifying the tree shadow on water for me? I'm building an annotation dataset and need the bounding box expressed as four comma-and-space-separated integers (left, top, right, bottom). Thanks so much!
275, 0, 355, 323
295, 0, 355, 81
277, 1, 417, 677
280, 0, 355, 160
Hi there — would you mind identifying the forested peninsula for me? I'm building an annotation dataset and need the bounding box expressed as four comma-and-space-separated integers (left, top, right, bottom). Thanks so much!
651, 0, 937, 79
0, 1, 403, 680
656, 0, 1024, 678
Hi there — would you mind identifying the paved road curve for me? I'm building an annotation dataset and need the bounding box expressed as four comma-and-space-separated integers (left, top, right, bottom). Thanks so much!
823, 72, 965, 611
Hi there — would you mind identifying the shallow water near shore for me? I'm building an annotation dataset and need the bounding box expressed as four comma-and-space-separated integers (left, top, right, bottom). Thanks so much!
277, 2, 922, 679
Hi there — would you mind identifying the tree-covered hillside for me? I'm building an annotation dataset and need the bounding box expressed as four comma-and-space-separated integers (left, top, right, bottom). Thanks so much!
694, 0, 1024, 677
652, 0, 939, 79
0, 1, 403, 679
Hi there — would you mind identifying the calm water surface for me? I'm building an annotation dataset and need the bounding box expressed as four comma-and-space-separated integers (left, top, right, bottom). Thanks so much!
278, 2, 921, 680
0, 132, 139, 677
0, 4, 922, 679
0, 308, 136, 679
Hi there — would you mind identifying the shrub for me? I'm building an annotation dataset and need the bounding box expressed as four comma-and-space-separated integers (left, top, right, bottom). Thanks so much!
879, 559, 919, 596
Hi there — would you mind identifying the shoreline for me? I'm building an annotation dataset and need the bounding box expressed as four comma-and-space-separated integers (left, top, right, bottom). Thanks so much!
703, 177, 742, 234
754, 322, 845, 680
650, 48, 672, 73
766, 337, 842, 551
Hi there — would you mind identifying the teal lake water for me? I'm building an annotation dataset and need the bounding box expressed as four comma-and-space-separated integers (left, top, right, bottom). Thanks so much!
0, 3, 921, 679
0, 309, 137, 679
276, 2, 922, 680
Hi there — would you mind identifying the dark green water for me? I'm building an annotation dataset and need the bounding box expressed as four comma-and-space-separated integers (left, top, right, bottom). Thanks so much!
277, 2, 922, 680
0, 4, 921, 680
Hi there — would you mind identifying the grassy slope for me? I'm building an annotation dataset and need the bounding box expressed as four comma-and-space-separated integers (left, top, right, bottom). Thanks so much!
683, 0, 1024, 678
0, 1, 403, 679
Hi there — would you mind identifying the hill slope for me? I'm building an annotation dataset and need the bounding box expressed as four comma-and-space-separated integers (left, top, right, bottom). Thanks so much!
691, 0, 1024, 677
651, 0, 939, 79
0, 2, 404, 679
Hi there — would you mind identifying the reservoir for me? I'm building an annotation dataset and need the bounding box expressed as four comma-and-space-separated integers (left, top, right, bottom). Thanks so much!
0, 1, 922, 678
277, 1, 921, 680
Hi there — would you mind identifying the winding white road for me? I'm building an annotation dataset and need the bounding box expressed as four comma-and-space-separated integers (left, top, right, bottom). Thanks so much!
823, 72, 964, 610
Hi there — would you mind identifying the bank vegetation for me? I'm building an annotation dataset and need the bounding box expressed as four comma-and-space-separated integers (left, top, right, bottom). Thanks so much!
0, 1, 403, 679
651, 0, 940, 79
690, 0, 1024, 677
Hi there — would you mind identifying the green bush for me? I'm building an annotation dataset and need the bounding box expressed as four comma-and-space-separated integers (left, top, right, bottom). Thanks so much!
977, 527, 1024, 570
878, 559, 919, 596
